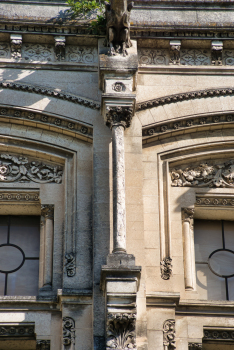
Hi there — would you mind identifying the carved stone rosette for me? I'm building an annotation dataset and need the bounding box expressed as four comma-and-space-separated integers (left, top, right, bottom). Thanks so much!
106, 313, 136, 350
41, 205, 54, 219
160, 257, 172, 280
188, 343, 202, 350
65, 253, 76, 277
36, 340, 50, 350
106, 106, 133, 129
163, 319, 176, 349
63, 317, 75, 348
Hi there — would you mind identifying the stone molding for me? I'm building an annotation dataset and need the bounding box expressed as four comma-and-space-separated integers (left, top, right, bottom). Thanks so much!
0, 81, 100, 110
0, 105, 93, 139
163, 319, 176, 349
36, 340, 50, 350
41, 205, 54, 219
137, 87, 234, 111
63, 317, 75, 347
160, 257, 172, 280
65, 253, 76, 277
106, 106, 133, 129
196, 196, 234, 207
171, 160, 234, 188
143, 112, 234, 139
0, 154, 63, 184
106, 313, 136, 350
203, 328, 234, 341
0, 191, 39, 202
188, 343, 202, 350
0, 324, 35, 337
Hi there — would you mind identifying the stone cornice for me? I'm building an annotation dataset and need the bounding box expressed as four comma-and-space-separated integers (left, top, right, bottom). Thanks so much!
137, 87, 234, 112
0, 81, 100, 110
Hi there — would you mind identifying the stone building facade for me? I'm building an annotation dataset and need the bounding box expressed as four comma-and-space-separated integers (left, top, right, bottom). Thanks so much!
0, 0, 234, 349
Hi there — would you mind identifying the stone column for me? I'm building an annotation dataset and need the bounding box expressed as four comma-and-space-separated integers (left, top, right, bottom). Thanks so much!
182, 208, 195, 290
106, 106, 133, 253
41, 205, 54, 289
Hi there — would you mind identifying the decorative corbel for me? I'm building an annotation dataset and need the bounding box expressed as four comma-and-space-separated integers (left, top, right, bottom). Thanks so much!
182, 208, 195, 290
10, 34, 22, 59
169, 40, 181, 65
163, 319, 176, 350
106, 313, 136, 350
211, 40, 223, 65
54, 36, 66, 61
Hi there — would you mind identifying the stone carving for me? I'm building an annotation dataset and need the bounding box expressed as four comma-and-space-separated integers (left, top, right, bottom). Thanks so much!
223, 50, 234, 65
138, 49, 167, 65
137, 87, 234, 111
0, 81, 100, 110
160, 257, 172, 280
112, 82, 126, 92
163, 319, 176, 349
0, 191, 39, 202
36, 340, 50, 350
10, 35, 22, 59
106, 313, 136, 349
65, 253, 76, 277
0, 324, 34, 337
180, 49, 210, 65
211, 41, 223, 65
63, 317, 75, 347
0, 154, 63, 184
66, 46, 97, 63
188, 344, 202, 350
55, 36, 66, 61
41, 205, 54, 219
106, 106, 133, 129
196, 196, 234, 206
23, 44, 54, 61
0, 43, 10, 58
182, 208, 194, 224
106, 0, 134, 56
170, 43, 181, 65
171, 160, 234, 188
204, 328, 234, 341
143, 113, 234, 138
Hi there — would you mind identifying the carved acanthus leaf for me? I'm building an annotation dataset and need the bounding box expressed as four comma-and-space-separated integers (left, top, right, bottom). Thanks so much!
65, 253, 76, 277
171, 160, 234, 188
106, 313, 136, 350
106, 106, 133, 129
0, 154, 63, 184
160, 257, 172, 280
63, 317, 75, 347
163, 320, 176, 349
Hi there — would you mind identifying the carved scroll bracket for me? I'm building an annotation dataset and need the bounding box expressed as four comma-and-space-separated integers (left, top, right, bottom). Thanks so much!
65, 252, 76, 277
10, 34, 22, 59
63, 317, 75, 349
160, 257, 172, 280
163, 319, 176, 350
211, 40, 223, 66
170, 40, 181, 65
55, 36, 66, 61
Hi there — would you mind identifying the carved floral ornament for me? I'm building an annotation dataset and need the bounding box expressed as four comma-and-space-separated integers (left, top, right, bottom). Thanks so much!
171, 160, 234, 188
106, 106, 133, 129
63, 317, 75, 347
160, 257, 172, 280
0, 154, 63, 184
106, 313, 136, 350
163, 320, 176, 349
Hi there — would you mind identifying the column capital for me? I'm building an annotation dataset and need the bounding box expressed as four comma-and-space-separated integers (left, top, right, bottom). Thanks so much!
182, 207, 194, 224
106, 105, 133, 129
41, 204, 54, 219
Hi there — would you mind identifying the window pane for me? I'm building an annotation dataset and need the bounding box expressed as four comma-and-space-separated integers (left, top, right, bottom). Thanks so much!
0, 216, 8, 245
196, 263, 226, 300
7, 260, 39, 296
228, 277, 234, 301
10, 216, 40, 258
0, 273, 5, 295
224, 221, 234, 251
194, 220, 222, 262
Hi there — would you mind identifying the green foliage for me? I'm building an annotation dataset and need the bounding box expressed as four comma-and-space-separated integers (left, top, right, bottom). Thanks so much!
66, 0, 107, 33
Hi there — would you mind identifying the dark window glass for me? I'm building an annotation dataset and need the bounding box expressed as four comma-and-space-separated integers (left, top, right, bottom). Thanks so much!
0, 216, 40, 296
